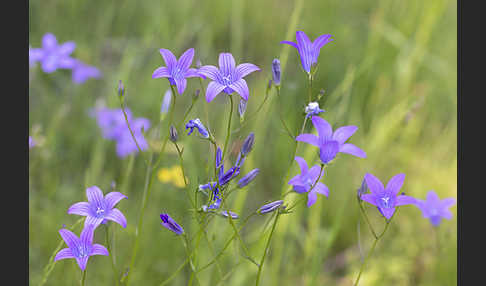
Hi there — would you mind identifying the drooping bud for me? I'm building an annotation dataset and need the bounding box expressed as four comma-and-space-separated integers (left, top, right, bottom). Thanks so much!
169, 125, 178, 142
241, 132, 255, 156
272, 59, 281, 86
237, 168, 260, 188
258, 200, 284, 214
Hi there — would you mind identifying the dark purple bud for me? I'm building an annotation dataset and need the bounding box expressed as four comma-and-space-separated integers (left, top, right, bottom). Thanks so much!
220, 210, 239, 219
357, 178, 368, 199
220, 166, 239, 185
241, 132, 255, 156
169, 125, 178, 142
272, 59, 281, 86
118, 80, 124, 97
258, 200, 284, 214
237, 168, 260, 188
267, 79, 273, 91
160, 213, 184, 235
216, 147, 223, 169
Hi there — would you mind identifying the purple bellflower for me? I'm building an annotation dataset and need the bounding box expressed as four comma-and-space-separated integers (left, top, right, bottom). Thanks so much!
186, 118, 209, 138
54, 224, 109, 271
296, 116, 366, 164
198, 53, 260, 102
258, 200, 285, 214
305, 102, 325, 118
68, 186, 128, 229
71, 60, 102, 84
160, 213, 184, 235
93, 108, 151, 158
29, 33, 76, 73
414, 191, 456, 226
281, 31, 333, 74
152, 48, 201, 94
361, 173, 416, 220
288, 156, 329, 207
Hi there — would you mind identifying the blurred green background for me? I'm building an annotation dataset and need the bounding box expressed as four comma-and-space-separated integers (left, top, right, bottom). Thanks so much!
29, 0, 457, 285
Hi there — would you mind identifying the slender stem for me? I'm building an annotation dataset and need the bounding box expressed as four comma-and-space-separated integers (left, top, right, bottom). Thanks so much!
308, 73, 313, 103
105, 225, 119, 286
255, 212, 280, 286
118, 96, 149, 166
276, 87, 294, 139
357, 198, 378, 239
159, 258, 189, 286
222, 94, 234, 160
80, 269, 87, 286
182, 234, 201, 285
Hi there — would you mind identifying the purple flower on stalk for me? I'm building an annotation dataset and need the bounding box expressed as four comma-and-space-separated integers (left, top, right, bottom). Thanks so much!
281, 31, 333, 73
186, 118, 209, 138
198, 53, 260, 102
296, 116, 366, 164
413, 191, 456, 226
29, 33, 76, 73
160, 213, 184, 235
288, 156, 329, 207
258, 200, 285, 214
54, 224, 109, 271
152, 48, 201, 94
305, 102, 325, 118
93, 108, 150, 158
71, 60, 102, 84
68, 186, 128, 229
361, 173, 416, 220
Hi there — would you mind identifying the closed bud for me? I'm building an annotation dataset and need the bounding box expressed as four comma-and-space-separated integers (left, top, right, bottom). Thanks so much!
241, 132, 255, 156
118, 80, 124, 97
272, 59, 281, 86
258, 200, 284, 214
237, 168, 259, 188
219, 210, 239, 219
357, 178, 368, 200
169, 125, 178, 142
238, 99, 247, 120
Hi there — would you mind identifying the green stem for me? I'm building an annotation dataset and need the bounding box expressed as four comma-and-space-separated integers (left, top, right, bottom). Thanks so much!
276, 87, 294, 139
308, 73, 313, 103
80, 269, 87, 286
255, 212, 280, 286
182, 234, 201, 285
105, 225, 119, 286
358, 198, 378, 239
222, 94, 234, 160
118, 96, 149, 166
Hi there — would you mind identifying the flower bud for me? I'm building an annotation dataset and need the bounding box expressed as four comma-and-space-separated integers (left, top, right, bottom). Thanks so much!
160, 213, 184, 235
169, 125, 178, 142
357, 178, 368, 200
237, 168, 259, 188
272, 59, 281, 86
241, 132, 255, 156
118, 80, 124, 97
258, 200, 284, 214
219, 210, 239, 219
238, 99, 247, 120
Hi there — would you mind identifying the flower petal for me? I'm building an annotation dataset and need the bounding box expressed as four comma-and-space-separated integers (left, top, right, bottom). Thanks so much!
91, 244, 109, 256
218, 53, 236, 75
295, 31, 313, 72
332, 126, 358, 145
439, 209, 453, 220
307, 191, 317, 207
395, 195, 416, 206
441, 198, 456, 208
152, 67, 171, 78
105, 208, 127, 228
312, 34, 333, 61
426, 191, 440, 204
380, 207, 396, 220
308, 165, 322, 181
85, 216, 104, 228
288, 174, 302, 186
235, 63, 260, 79
280, 40, 298, 49
86, 186, 104, 206
42, 33, 57, 50
185, 68, 201, 78
76, 256, 89, 271
198, 65, 220, 81
314, 182, 329, 197
67, 202, 90, 216
80, 224, 96, 246
205, 81, 226, 102
58, 41, 76, 55
295, 134, 319, 147
386, 173, 406, 196
175, 78, 187, 94
339, 143, 366, 158
319, 141, 339, 164
54, 248, 75, 261
364, 173, 384, 194
361, 194, 378, 206
59, 228, 80, 250
104, 192, 127, 210
294, 156, 308, 174
176, 48, 194, 71
229, 79, 249, 100
311, 116, 332, 140
159, 49, 177, 69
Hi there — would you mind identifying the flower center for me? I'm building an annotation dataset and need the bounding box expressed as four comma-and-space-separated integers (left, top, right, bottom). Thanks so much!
77, 245, 88, 258
222, 75, 232, 85
380, 197, 392, 208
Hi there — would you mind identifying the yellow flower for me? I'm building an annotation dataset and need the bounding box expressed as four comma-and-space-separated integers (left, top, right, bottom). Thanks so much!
157, 166, 187, 188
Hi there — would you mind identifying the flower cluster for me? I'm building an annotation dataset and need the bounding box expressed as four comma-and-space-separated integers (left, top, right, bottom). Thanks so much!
30, 33, 101, 84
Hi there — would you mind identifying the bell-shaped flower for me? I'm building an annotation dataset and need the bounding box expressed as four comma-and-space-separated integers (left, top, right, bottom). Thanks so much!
288, 156, 329, 207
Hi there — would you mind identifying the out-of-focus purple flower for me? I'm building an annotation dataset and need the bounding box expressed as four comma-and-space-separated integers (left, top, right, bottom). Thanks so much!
29, 33, 77, 73
413, 191, 456, 226
186, 118, 209, 138
272, 59, 281, 86
361, 173, 416, 220
241, 132, 255, 156
258, 200, 284, 214
198, 53, 260, 102
71, 60, 102, 84
237, 168, 259, 188
160, 213, 184, 235
93, 108, 150, 158
281, 31, 333, 73
296, 116, 366, 164
29, 136, 36, 149
305, 102, 325, 118
219, 210, 239, 219
288, 156, 329, 207
68, 186, 128, 229
54, 224, 109, 271
152, 48, 201, 94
